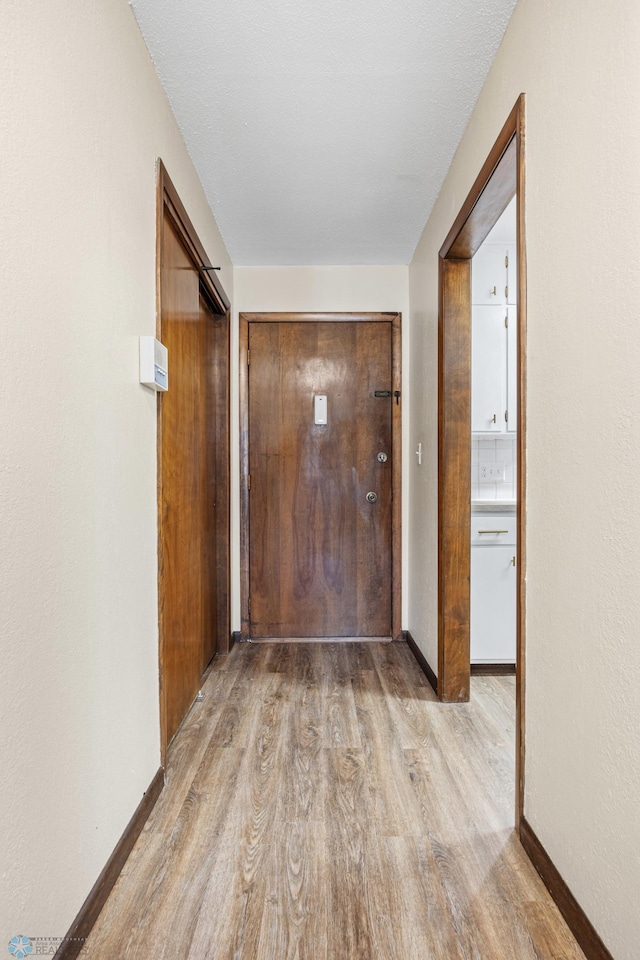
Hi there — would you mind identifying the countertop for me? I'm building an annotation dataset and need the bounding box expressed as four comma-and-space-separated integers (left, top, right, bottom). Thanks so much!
471, 500, 516, 514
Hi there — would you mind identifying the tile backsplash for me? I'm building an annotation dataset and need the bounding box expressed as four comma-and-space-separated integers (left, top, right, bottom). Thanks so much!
471, 436, 517, 501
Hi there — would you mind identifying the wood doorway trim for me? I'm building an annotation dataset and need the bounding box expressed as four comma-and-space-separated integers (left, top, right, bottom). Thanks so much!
239, 311, 402, 642
438, 95, 527, 822
156, 160, 231, 763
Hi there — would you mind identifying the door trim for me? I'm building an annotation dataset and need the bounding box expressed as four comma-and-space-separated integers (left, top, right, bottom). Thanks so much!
156, 160, 231, 763
437, 95, 527, 824
239, 311, 402, 642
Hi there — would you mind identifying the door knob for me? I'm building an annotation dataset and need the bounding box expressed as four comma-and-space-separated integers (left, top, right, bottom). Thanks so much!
377, 452, 388, 463
366, 492, 378, 504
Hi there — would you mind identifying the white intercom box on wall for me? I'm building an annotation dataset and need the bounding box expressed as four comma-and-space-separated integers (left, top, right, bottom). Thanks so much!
139, 337, 168, 391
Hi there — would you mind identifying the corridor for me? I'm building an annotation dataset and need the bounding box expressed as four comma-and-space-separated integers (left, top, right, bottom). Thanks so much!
80, 642, 584, 959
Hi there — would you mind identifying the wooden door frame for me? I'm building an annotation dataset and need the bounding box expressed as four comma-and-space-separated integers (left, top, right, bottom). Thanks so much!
239, 311, 402, 642
438, 95, 527, 822
156, 160, 231, 763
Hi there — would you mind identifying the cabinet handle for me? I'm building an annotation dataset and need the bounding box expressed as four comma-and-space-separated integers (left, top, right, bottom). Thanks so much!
490, 286, 497, 296
512, 556, 516, 566
477, 529, 509, 535
491, 414, 497, 423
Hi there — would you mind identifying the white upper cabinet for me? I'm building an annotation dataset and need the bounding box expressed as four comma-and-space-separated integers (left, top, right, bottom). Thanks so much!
506, 305, 517, 433
471, 242, 507, 305
472, 305, 506, 433
471, 198, 518, 435
506, 242, 517, 304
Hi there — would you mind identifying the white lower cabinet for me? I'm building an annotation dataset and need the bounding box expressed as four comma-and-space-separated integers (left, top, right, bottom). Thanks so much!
470, 515, 516, 664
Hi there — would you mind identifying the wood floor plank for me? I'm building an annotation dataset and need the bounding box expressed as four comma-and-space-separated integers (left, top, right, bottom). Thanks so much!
351, 663, 424, 837
207, 643, 279, 749
193, 840, 272, 960
515, 901, 589, 960
276, 645, 325, 822
342, 639, 377, 676
223, 671, 287, 844
372, 641, 438, 749
404, 737, 545, 914
255, 823, 328, 960
479, 900, 545, 960
80, 642, 586, 960
324, 747, 376, 959
473, 675, 517, 741
318, 643, 362, 749
185, 671, 288, 959
183, 836, 241, 960
386, 835, 472, 960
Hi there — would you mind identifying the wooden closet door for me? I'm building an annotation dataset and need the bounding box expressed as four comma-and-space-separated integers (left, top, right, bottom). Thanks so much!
160, 215, 217, 744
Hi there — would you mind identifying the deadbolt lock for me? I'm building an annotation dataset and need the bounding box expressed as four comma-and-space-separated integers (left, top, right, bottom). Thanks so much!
366, 491, 378, 504
377, 452, 388, 463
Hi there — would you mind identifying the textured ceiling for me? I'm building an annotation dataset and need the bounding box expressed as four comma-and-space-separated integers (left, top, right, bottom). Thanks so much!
130, 0, 517, 265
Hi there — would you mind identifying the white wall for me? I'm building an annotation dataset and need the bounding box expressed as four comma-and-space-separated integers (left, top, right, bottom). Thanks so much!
234, 267, 410, 629
0, 0, 232, 943
408, 1, 640, 957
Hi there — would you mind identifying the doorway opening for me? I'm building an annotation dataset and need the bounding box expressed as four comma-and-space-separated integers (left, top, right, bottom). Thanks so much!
438, 95, 526, 822
470, 197, 518, 674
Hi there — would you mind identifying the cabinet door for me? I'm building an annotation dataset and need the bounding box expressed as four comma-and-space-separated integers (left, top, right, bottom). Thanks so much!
472, 305, 506, 433
472, 243, 507, 305
506, 305, 517, 433
470, 545, 516, 662
506, 243, 517, 305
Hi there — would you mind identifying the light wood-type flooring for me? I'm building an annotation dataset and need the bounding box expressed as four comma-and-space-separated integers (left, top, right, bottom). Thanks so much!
80, 642, 585, 959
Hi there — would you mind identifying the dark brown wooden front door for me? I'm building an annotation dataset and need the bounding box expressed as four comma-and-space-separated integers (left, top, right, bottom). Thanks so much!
247, 319, 394, 639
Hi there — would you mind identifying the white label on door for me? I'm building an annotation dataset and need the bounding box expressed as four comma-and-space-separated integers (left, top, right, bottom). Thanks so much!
314, 394, 327, 425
